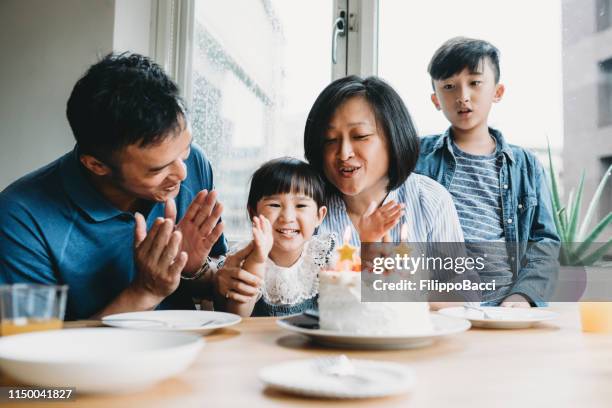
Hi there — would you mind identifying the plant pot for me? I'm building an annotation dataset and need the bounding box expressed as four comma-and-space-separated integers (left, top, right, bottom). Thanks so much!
579, 302, 612, 333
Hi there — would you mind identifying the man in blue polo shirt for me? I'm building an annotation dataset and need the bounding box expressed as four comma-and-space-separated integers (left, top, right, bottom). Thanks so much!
0, 53, 228, 320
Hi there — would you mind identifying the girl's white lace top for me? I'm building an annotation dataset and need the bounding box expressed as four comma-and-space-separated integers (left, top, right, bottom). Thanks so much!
230, 233, 337, 306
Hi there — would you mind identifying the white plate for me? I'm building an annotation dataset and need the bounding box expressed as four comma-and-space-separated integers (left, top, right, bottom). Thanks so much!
259, 358, 415, 399
437, 306, 559, 329
0, 328, 203, 393
277, 313, 470, 349
102, 310, 241, 334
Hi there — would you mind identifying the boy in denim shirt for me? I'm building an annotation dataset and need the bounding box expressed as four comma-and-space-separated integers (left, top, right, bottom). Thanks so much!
416, 37, 559, 307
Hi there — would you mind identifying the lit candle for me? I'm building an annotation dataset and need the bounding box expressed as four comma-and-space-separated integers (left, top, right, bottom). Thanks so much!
343, 225, 352, 244
396, 223, 412, 257
337, 226, 357, 271
400, 223, 408, 241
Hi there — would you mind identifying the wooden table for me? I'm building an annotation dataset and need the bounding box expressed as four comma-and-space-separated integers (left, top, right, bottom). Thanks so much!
3, 304, 612, 407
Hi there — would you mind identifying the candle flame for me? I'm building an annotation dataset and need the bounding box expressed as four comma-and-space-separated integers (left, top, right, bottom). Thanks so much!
400, 223, 408, 242
343, 225, 351, 244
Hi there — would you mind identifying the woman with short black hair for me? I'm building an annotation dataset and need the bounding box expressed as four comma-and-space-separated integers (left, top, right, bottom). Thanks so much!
304, 75, 464, 244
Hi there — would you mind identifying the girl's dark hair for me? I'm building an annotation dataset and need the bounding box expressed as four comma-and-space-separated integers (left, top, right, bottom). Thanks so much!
428, 37, 501, 86
303, 75, 419, 194
66, 52, 185, 164
247, 157, 326, 215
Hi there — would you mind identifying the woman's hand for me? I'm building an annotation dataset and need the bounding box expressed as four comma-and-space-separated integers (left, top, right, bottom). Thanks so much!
356, 200, 404, 242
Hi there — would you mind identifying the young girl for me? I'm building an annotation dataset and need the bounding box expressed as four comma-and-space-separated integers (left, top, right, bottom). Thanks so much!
220, 157, 337, 317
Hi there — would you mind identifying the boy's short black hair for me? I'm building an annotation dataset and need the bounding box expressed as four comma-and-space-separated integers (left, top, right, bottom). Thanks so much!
428, 37, 501, 86
247, 157, 326, 215
66, 52, 185, 164
304, 75, 419, 194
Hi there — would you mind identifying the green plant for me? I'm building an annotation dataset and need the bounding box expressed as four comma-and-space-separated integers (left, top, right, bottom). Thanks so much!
548, 144, 612, 265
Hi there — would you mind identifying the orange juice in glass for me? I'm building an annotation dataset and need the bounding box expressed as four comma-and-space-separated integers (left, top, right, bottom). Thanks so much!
0, 284, 68, 336
579, 302, 612, 333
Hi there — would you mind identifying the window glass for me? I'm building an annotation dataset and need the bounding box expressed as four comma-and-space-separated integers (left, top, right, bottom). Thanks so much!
378, 0, 563, 161
597, 0, 612, 31
599, 58, 612, 127
190, 0, 332, 239
563, 0, 612, 221
379, 0, 612, 237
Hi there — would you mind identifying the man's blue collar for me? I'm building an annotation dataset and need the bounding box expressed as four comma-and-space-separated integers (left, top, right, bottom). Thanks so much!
60, 147, 126, 222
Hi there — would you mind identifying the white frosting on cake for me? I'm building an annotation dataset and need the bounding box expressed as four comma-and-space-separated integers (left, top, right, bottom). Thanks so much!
318, 270, 433, 335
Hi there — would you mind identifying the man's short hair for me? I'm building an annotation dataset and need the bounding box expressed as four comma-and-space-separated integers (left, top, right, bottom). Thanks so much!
66, 52, 185, 163
428, 37, 501, 86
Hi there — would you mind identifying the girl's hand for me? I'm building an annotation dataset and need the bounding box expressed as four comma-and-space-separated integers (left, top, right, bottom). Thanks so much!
251, 215, 273, 263
357, 200, 404, 242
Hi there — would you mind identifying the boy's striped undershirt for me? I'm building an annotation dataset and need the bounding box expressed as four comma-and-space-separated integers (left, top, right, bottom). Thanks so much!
448, 142, 512, 283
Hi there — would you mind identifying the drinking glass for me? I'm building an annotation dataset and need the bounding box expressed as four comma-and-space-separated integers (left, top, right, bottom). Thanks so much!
0, 284, 68, 336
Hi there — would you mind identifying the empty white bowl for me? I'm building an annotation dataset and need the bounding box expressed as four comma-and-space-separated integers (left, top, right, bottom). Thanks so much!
0, 328, 203, 393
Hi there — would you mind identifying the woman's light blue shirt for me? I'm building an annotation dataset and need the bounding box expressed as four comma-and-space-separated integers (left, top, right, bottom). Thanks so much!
319, 173, 464, 244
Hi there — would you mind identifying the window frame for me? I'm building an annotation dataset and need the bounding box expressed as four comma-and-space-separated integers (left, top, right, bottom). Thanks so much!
346, 0, 379, 76
150, 0, 381, 239
151, 0, 382, 105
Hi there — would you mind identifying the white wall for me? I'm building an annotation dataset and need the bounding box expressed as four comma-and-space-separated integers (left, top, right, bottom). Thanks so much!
114, 0, 153, 56
0, 0, 155, 190
0, 0, 115, 189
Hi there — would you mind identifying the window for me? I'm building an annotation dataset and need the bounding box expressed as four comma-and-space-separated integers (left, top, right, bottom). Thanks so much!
601, 156, 612, 220
599, 58, 612, 127
153, 0, 612, 245
378, 0, 563, 153
185, 0, 335, 238
597, 0, 612, 31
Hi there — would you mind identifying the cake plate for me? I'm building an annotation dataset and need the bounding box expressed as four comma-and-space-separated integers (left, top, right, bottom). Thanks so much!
277, 313, 470, 349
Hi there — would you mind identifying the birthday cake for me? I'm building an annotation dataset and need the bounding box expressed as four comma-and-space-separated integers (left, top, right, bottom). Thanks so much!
318, 230, 433, 335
